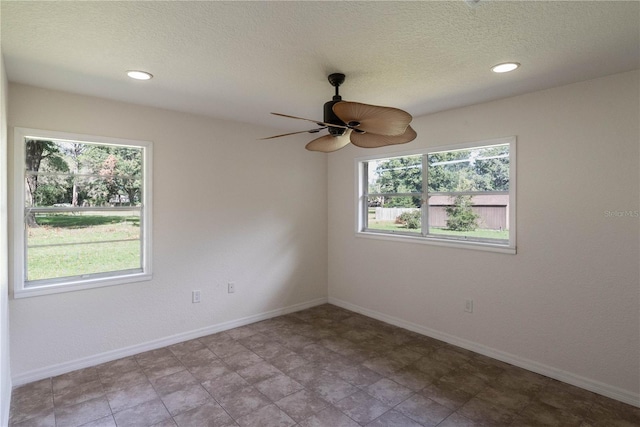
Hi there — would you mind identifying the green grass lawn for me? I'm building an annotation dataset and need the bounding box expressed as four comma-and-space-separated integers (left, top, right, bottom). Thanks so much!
367, 218, 509, 240
27, 214, 141, 281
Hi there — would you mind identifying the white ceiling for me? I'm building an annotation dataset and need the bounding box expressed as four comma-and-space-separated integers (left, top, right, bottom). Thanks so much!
2, 1, 639, 132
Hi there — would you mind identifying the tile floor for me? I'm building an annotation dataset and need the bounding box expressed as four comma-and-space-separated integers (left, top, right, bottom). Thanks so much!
9, 304, 640, 426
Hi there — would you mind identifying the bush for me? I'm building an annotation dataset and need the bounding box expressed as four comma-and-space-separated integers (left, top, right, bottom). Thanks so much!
445, 195, 479, 231
397, 210, 421, 229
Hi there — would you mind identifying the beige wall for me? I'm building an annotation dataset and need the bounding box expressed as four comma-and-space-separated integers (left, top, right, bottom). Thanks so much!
8, 84, 328, 380
327, 71, 640, 404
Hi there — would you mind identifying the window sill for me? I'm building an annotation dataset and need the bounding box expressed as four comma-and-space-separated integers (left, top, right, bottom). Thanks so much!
13, 272, 152, 299
356, 230, 516, 254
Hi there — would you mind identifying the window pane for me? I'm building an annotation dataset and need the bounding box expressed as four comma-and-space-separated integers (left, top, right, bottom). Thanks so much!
368, 155, 422, 194
427, 195, 509, 242
428, 144, 509, 192
27, 241, 141, 282
366, 196, 421, 234
26, 211, 141, 282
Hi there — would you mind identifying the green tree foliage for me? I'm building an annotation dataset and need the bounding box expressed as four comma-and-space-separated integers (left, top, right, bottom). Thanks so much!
428, 145, 509, 192
374, 155, 422, 208
24, 140, 143, 225
77, 145, 142, 206
444, 195, 479, 231
25, 139, 67, 225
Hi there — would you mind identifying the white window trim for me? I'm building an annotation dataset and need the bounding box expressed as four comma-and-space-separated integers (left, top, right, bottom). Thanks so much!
12, 127, 153, 298
355, 136, 516, 254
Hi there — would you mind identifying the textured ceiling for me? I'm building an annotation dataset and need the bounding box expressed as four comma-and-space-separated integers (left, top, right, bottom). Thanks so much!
2, 1, 639, 132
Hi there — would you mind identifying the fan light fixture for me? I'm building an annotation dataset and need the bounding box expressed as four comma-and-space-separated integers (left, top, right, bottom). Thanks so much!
262, 73, 416, 153
127, 70, 153, 80
491, 62, 520, 73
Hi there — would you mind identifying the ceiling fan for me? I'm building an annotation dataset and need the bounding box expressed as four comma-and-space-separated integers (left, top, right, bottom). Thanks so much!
262, 73, 417, 152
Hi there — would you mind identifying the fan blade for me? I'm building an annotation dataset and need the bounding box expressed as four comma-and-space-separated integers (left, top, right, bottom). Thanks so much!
333, 101, 412, 136
259, 128, 325, 140
305, 129, 352, 153
350, 125, 417, 148
271, 112, 347, 129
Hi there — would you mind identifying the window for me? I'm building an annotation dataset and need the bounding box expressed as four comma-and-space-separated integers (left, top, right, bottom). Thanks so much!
358, 137, 515, 253
13, 128, 152, 297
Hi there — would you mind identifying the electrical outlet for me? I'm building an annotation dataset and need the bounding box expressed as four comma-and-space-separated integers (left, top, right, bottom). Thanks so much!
228, 282, 235, 293
192, 290, 201, 303
465, 299, 473, 313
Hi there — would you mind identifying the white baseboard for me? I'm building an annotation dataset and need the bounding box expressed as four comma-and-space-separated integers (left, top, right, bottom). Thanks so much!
11, 297, 328, 387
329, 297, 640, 408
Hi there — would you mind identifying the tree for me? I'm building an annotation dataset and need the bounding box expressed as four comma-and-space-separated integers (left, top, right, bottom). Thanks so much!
83, 145, 142, 206
445, 195, 479, 231
25, 139, 65, 226
374, 155, 422, 208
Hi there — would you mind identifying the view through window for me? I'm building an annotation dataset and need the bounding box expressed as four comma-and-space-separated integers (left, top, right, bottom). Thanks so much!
14, 128, 152, 296
360, 137, 515, 251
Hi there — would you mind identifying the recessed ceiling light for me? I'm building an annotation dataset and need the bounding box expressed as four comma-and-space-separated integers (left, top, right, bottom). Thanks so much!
127, 70, 153, 80
491, 62, 520, 73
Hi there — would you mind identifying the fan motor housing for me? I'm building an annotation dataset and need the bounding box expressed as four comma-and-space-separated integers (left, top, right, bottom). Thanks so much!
324, 100, 346, 136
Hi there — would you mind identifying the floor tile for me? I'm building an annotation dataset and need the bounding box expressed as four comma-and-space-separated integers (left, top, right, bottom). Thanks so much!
333, 390, 390, 424
457, 396, 516, 426
142, 356, 186, 380
511, 400, 584, 427
236, 404, 296, 427
159, 384, 212, 416
112, 398, 172, 427
135, 348, 175, 369
177, 348, 218, 369
365, 409, 423, 427
275, 389, 328, 422
222, 350, 263, 371
106, 381, 158, 412
248, 342, 291, 360
168, 339, 206, 359
151, 370, 199, 396
395, 394, 453, 427
78, 415, 117, 427
237, 361, 282, 384
335, 364, 383, 388
217, 385, 271, 419
388, 365, 433, 392
436, 412, 482, 426
187, 359, 233, 382
54, 396, 111, 427
297, 405, 360, 427
421, 381, 474, 410
99, 368, 148, 394
306, 373, 359, 404
53, 367, 100, 394
95, 357, 139, 379
474, 385, 531, 412
365, 378, 413, 406
269, 352, 311, 373
201, 371, 250, 400
9, 409, 55, 427
172, 400, 236, 427
255, 374, 304, 401
9, 393, 54, 425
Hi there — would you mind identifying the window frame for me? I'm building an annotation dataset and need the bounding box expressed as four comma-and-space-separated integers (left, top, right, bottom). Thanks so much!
356, 137, 516, 254
12, 127, 153, 298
